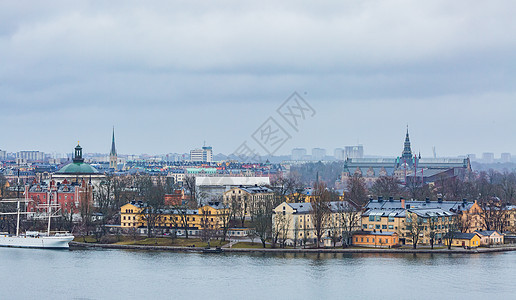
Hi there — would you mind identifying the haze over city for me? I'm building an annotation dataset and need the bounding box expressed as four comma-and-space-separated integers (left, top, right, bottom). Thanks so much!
2, 1, 516, 157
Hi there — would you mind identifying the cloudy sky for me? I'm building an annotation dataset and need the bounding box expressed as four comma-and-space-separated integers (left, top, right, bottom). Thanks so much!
1, 1, 516, 158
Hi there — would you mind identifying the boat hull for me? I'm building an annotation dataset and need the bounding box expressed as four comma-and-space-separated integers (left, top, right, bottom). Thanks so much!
0, 235, 74, 249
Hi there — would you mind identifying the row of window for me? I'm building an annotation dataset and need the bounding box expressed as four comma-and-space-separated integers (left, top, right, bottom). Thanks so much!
355, 237, 395, 244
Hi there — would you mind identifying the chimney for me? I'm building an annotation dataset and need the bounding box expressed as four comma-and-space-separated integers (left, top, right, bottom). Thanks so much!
378, 196, 383, 202
438, 197, 443, 203
389, 196, 394, 202
425, 197, 430, 203
401, 198, 405, 209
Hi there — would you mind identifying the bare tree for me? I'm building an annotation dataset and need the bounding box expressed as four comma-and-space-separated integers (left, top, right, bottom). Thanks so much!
370, 176, 404, 199
251, 198, 274, 248
345, 174, 369, 206
444, 216, 459, 250
136, 175, 166, 237
405, 212, 424, 249
310, 182, 331, 248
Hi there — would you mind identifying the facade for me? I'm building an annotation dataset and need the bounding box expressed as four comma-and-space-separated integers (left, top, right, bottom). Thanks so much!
190, 146, 213, 162
361, 198, 482, 245
352, 231, 399, 247
223, 186, 274, 217
446, 232, 481, 248
272, 201, 361, 246
120, 201, 228, 236
25, 178, 94, 219
475, 230, 504, 246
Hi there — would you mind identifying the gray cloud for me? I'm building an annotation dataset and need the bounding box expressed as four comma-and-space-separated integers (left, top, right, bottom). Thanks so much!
1, 1, 516, 157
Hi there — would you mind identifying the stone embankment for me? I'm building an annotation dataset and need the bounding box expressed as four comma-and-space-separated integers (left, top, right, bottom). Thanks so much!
69, 242, 516, 254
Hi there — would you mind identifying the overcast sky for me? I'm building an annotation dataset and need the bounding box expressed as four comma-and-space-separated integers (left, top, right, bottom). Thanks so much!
1, 1, 516, 158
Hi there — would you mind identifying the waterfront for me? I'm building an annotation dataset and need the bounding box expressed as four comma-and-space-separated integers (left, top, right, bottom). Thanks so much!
2, 248, 516, 299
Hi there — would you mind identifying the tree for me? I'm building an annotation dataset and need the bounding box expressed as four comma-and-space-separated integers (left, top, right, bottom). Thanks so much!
370, 176, 404, 199
428, 216, 437, 249
136, 175, 166, 238
183, 175, 199, 205
345, 174, 368, 206
252, 199, 273, 248
310, 182, 331, 248
405, 212, 424, 249
444, 216, 459, 250
338, 202, 361, 248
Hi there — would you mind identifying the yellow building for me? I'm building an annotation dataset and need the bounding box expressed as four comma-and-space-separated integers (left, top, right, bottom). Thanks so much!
445, 232, 481, 248
285, 189, 345, 203
223, 186, 274, 217
120, 201, 145, 229
272, 201, 361, 246
362, 207, 456, 246
120, 201, 228, 236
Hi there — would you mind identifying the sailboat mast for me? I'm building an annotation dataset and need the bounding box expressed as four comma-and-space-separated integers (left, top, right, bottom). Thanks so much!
47, 199, 51, 235
16, 200, 20, 237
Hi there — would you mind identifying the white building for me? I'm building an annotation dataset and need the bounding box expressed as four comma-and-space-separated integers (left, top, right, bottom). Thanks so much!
16, 151, 45, 161
291, 148, 307, 161
344, 145, 364, 159
190, 146, 213, 162
312, 148, 326, 161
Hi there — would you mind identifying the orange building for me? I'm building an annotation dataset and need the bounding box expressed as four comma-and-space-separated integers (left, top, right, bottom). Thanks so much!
352, 231, 399, 247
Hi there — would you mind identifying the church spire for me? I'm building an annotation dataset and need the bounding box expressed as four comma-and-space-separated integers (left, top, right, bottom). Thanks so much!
109, 127, 118, 170
110, 127, 117, 156
402, 126, 412, 161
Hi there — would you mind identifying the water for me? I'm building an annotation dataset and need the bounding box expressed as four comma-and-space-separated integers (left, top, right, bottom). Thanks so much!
1, 248, 515, 299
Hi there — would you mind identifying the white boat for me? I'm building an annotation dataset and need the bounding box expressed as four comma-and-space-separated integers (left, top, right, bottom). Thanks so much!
0, 198, 75, 249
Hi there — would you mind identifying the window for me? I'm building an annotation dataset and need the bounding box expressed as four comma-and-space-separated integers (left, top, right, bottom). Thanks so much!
375, 225, 380, 229
369, 215, 375, 222
388, 225, 393, 229
382, 225, 387, 229
366, 238, 369, 242
363, 224, 367, 229
376, 216, 381, 222
388, 216, 394, 222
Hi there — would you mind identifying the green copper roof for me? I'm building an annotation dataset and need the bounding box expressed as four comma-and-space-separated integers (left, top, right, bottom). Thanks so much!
57, 162, 99, 174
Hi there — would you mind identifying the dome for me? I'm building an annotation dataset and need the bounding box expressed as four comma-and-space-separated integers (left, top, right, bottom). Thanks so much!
57, 142, 98, 174
57, 162, 99, 174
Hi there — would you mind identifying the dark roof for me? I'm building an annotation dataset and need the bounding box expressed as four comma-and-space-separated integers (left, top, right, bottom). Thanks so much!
354, 230, 397, 236
474, 230, 501, 236
452, 232, 479, 240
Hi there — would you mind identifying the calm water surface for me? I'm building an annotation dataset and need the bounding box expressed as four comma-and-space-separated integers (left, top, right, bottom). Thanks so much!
1, 247, 515, 299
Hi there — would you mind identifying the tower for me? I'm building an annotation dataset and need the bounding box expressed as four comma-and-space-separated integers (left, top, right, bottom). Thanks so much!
401, 126, 412, 161
109, 127, 117, 170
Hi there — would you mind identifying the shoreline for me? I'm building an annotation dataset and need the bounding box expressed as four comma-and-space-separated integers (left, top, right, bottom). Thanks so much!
69, 242, 516, 254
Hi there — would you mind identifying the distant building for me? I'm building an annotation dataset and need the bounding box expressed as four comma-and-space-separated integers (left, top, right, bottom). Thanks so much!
334, 148, 345, 160
482, 152, 495, 163
501, 153, 512, 163
344, 145, 364, 159
312, 148, 326, 161
109, 128, 118, 170
291, 148, 307, 161
467, 154, 477, 160
341, 128, 471, 188
190, 146, 213, 162
0, 149, 6, 161
16, 151, 45, 161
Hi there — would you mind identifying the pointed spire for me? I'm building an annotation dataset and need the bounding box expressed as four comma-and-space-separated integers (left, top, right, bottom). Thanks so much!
110, 127, 117, 156
402, 125, 412, 161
